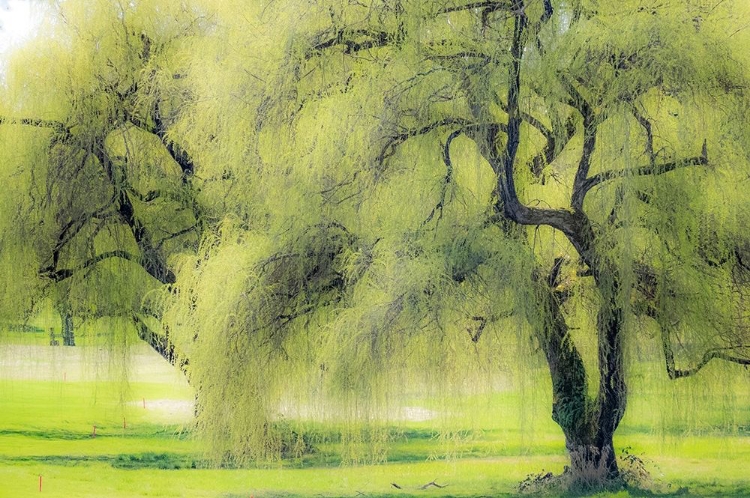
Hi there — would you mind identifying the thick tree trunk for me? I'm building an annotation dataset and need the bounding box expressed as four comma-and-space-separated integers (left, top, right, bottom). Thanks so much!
534, 258, 627, 488
566, 440, 617, 484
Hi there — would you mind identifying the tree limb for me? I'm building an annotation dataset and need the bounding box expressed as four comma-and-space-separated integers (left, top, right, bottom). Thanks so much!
467, 316, 487, 343
662, 328, 750, 379
422, 129, 462, 227
578, 141, 709, 198
634, 262, 750, 379
376, 117, 475, 167
156, 223, 199, 250
128, 103, 196, 180
41, 250, 141, 282
483, 12, 595, 260
528, 116, 576, 179
541, 0, 553, 23
309, 29, 395, 57
125, 186, 162, 203
420, 480, 447, 489
132, 313, 189, 373
0, 116, 71, 137
438, 1, 510, 15
562, 76, 598, 212
428, 51, 493, 67
494, 100, 576, 179
152, 101, 195, 179
632, 106, 655, 167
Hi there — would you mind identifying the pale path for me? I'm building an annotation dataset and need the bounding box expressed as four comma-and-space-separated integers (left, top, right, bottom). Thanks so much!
0, 342, 195, 421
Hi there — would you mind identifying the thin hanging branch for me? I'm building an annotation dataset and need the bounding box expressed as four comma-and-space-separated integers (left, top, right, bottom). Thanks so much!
632, 106, 655, 167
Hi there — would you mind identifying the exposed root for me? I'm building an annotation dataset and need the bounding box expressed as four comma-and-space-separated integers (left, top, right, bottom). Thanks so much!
517, 449, 679, 495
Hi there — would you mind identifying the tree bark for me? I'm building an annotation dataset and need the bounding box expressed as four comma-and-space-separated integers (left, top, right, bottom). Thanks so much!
61, 308, 75, 347
56, 301, 76, 346
534, 255, 627, 486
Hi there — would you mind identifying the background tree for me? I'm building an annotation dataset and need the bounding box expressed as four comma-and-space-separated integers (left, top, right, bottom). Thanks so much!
0, 0, 206, 361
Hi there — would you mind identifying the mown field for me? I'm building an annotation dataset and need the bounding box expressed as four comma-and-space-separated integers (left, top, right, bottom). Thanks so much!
1, 329, 749, 498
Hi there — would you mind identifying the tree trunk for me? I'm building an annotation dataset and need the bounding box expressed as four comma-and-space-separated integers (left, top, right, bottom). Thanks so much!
566, 439, 617, 485
57, 301, 76, 346
534, 258, 627, 488
61, 308, 75, 346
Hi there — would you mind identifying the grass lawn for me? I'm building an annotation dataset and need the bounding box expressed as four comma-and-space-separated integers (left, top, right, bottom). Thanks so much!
1, 331, 749, 497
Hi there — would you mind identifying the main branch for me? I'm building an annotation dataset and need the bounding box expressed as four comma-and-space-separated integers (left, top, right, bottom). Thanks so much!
0, 116, 70, 137
42, 250, 141, 282
563, 76, 598, 212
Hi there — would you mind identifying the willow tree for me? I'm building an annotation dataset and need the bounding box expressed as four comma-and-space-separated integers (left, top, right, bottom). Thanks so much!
156, 0, 750, 483
0, 0, 205, 360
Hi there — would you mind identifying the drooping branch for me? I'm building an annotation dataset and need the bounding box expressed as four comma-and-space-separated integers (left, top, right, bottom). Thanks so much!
376, 117, 474, 167
132, 313, 188, 373
422, 129, 462, 227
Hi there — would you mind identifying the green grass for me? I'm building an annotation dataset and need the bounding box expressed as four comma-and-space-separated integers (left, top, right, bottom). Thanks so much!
1, 332, 749, 497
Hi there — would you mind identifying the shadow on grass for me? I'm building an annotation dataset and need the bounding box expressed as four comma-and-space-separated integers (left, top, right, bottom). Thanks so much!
0, 452, 201, 469
0, 425, 191, 440
220, 490, 746, 498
